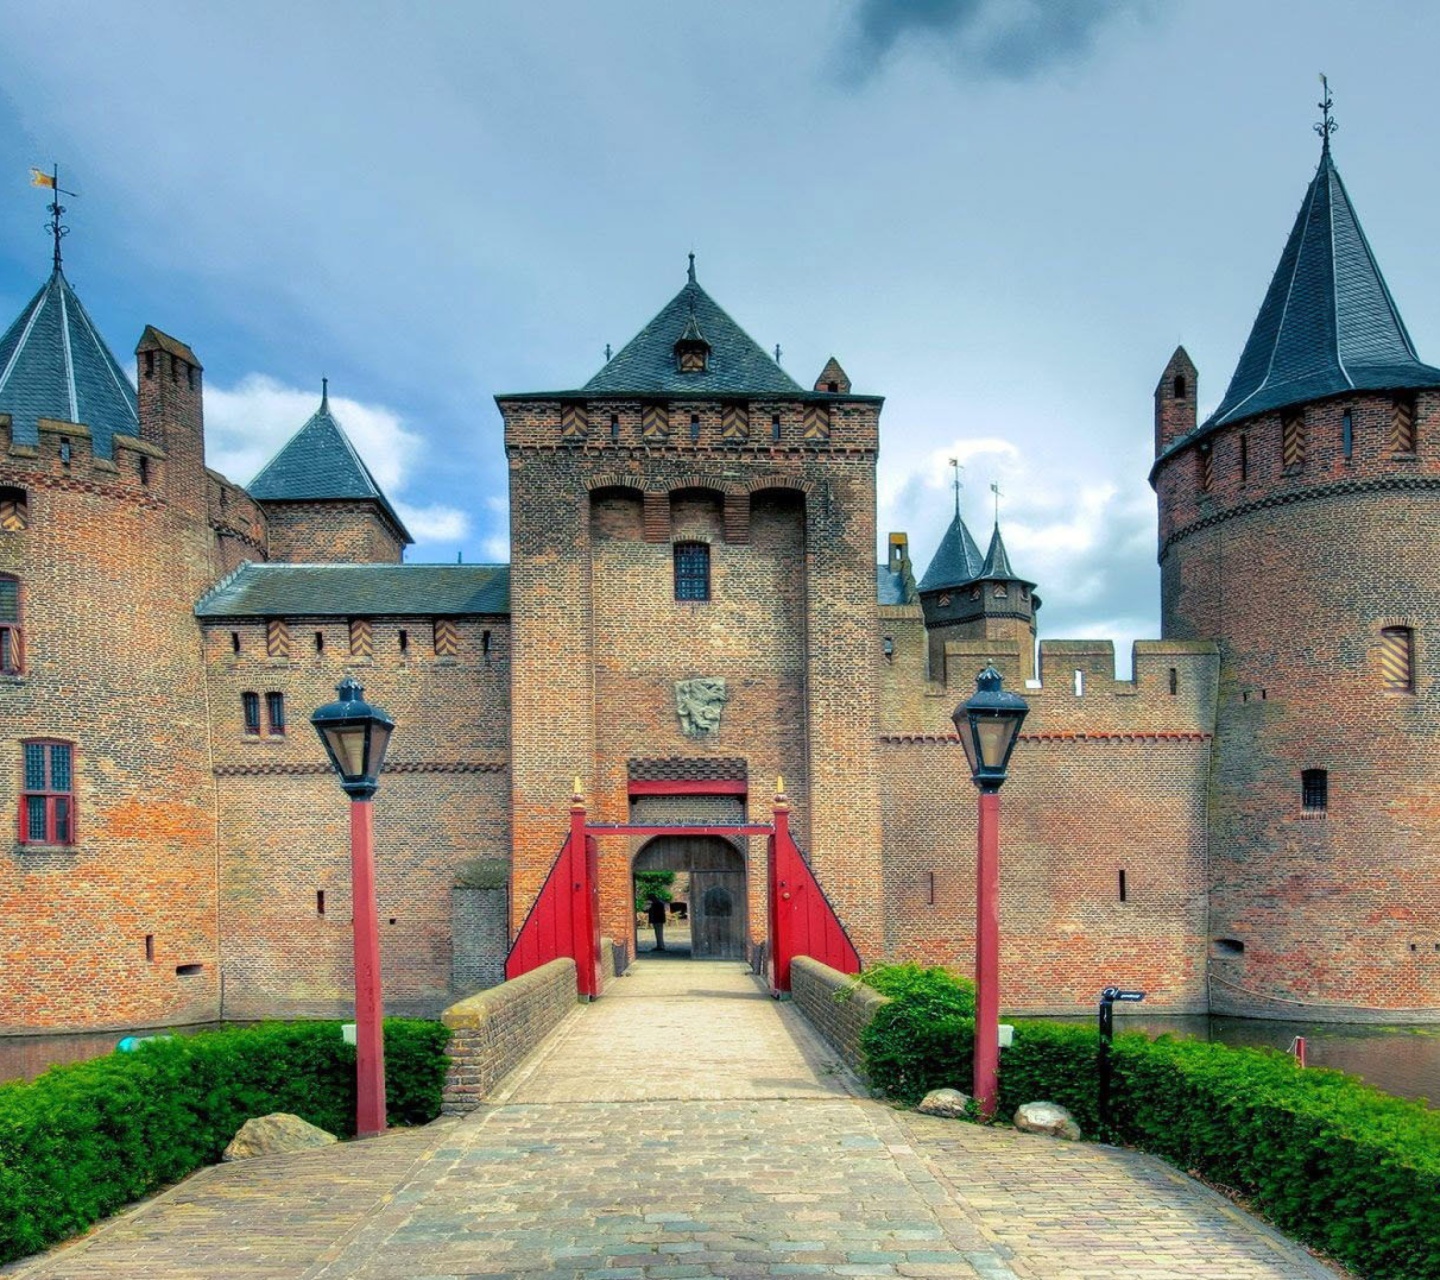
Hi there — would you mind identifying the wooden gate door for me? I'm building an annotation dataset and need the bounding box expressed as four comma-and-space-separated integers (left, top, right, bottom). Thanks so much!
636, 835, 746, 960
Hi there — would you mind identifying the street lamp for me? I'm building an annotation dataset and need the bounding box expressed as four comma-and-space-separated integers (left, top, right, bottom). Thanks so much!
953, 663, 1029, 1120
312, 677, 396, 1138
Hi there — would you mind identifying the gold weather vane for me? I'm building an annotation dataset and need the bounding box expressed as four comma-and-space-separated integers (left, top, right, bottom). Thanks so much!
30, 165, 78, 272
1315, 74, 1337, 153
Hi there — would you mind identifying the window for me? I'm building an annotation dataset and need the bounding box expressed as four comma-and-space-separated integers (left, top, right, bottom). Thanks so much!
674, 541, 711, 601
1118, 869, 1128, 902
265, 692, 286, 735
690, 413, 701, 442
314, 630, 324, 653
1301, 769, 1328, 814
1173, 374, 1186, 399
20, 740, 74, 846
771, 413, 781, 442
1282, 411, 1305, 471
1391, 394, 1417, 454
1342, 408, 1353, 460
242, 692, 261, 735
1381, 626, 1415, 693
0, 575, 21, 674
610, 412, 620, 441
0, 486, 27, 530
1239, 433, 1248, 483
1168, 667, 1178, 695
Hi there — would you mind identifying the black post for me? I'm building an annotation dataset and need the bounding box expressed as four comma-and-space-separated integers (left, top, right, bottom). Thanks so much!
1097, 986, 1144, 1134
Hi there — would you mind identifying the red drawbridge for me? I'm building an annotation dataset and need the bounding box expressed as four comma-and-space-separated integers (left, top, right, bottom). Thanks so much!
505, 780, 860, 997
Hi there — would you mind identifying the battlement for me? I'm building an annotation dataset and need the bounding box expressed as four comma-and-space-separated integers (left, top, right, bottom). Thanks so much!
207, 468, 268, 566
0, 412, 168, 499
498, 396, 881, 456
887, 636, 1218, 738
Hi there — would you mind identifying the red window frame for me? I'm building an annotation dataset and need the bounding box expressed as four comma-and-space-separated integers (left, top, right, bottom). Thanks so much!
19, 739, 75, 846
0, 574, 22, 675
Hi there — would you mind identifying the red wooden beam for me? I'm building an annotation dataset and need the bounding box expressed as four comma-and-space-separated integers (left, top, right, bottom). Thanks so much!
626, 779, 748, 796
585, 823, 773, 838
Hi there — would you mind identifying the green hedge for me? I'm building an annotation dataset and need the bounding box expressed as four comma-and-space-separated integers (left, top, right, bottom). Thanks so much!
861, 969, 1440, 1279
0, 1018, 450, 1266
858, 964, 975, 1104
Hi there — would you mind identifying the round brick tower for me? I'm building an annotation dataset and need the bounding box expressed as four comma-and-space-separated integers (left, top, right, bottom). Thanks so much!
0, 264, 223, 1032
1152, 137, 1440, 1022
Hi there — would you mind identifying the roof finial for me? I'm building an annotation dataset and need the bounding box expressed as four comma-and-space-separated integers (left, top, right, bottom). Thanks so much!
990, 480, 1003, 526
321, 376, 329, 411
949, 458, 964, 520
687, 252, 696, 286
1315, 73, 1337, 155
774, 343, 782, 364
31, 164, 75, 273
604, 343, 612, 362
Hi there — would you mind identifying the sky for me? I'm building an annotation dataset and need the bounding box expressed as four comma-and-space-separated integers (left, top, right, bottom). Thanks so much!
2, 1, 1438, 671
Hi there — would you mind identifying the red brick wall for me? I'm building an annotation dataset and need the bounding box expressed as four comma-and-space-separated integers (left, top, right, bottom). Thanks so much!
1159, 390, 1440, 1018
261, 501, 405, 564
205, 616, 511, 1018
0, 371, 221, 1033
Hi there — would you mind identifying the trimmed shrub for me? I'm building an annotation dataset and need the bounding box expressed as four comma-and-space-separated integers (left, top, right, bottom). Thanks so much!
859, 964, 975, 1104
0, 1018, 451, 1266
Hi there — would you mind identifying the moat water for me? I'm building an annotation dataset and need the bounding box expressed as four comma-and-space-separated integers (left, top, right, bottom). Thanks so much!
2, 1011, 1437, 1103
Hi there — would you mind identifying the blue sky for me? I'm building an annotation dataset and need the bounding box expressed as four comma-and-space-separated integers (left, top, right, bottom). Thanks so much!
2, 1, 1437, 667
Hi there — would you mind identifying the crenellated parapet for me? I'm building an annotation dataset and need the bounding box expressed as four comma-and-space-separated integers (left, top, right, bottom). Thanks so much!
1, 413, 167, 509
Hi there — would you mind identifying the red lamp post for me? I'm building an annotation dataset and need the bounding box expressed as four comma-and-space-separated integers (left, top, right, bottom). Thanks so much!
311, 677, 396, 1138
953, 664, 1029, 1121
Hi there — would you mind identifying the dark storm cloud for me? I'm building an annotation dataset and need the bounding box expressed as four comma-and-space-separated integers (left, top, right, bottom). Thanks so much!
840, 0, 1149, 83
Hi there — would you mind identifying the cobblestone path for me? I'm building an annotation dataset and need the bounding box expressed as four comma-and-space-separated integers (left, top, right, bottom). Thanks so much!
6, 960, 1344, 1279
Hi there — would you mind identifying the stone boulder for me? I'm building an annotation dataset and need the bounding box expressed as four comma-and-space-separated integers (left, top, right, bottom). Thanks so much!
1013, 1101, 1082, 1141
222, 1113, 338, 1161
917, 1087, 971, 1118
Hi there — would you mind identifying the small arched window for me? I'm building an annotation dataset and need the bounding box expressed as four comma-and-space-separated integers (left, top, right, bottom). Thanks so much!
0, 486, 27, 531
0, 574, 21, 674
674, 541, 711, 601
1173, 375, 1187, 399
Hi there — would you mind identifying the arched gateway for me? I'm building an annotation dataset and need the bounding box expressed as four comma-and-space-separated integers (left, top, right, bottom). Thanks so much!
633, 835, 746, 960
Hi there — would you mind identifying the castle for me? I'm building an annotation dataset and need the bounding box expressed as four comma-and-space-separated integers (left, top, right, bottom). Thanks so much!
3, 130, 1437, 1034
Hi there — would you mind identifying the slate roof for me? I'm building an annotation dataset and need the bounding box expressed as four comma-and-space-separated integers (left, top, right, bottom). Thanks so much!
247, 394, 413, 543
196, 563, 510, 617
1166, 145, 1440, 458
917, 512, 986, 593
978, 523, 1033, 586
876, 565, 910, 605
0, 269, 139, 458
559, 269, 804, 397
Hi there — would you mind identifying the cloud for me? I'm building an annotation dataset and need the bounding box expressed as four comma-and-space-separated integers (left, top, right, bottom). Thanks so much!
840, 0, 1149, 83
202, 374, 470, 544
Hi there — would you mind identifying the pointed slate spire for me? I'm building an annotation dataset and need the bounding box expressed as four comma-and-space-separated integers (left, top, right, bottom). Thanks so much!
976, 522, 1035, 588
0, 269, 139, 458
1201, 145, 1440, 433
917, 511, 985, 593
248, 390, 413, 544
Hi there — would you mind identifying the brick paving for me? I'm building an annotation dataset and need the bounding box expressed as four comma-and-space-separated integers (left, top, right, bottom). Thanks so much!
6, 960, 1345, 1279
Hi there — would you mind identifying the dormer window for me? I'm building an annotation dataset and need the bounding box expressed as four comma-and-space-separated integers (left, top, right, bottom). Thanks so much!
674, 311, 710, 374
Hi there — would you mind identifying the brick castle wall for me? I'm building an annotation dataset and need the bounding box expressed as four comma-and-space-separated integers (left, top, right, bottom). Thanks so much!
790, 955, 887, 1084
1158, 388, 1440, 1017
262, 501, 405, 564
206, 615, 511, 1019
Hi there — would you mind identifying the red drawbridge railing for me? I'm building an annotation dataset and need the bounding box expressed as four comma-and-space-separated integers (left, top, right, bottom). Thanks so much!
505, 779, 859, 998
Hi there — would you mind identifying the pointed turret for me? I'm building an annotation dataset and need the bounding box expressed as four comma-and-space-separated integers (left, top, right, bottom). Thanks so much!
917, 511, 985, 594
1158, 144, 1440, 466
814, 357, 851, 394
248, 389, 412, 563
1154, 346, 1197, 457
0, 269, 139, 458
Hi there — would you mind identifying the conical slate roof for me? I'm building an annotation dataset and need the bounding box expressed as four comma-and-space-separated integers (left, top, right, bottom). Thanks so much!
0, 269, 139, 457
581, 270, 801, 396
977, 523, 1035, 588
1200, 146, 1440, 435
247, 391, 412, 543
918, 511, 985, 593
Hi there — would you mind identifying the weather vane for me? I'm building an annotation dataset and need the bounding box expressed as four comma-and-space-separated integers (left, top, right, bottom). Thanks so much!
30, 164, 78, 273
949, 457, 964, 520
1315, 73, 1337, 153
774, 344, 782, 363
990, 481, 1003, 524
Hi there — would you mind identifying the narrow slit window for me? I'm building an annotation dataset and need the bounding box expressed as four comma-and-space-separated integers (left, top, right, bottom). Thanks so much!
398, 629, 409, 655
771, 413, 782, 442
242, 691, 261, 735
482, 629, 492, 662
1381, 626, 1415, 693
1118, 869, 1128, 902
1239, 434, 1248, 483
314, 630, 325, 653
674, 541, 711, 601
1301, 768, 1328, 814
231, 631, 241, 654
1173, 374, 1186, 399
265, 691, 286, 735
690, 412, 701, 442
610, 412, 620, 441
1168, 667, 1178, 695
1073, 669, 1084, 696
1342, 408, 1354, 459
316, 890, 326, 916
145, 934, 155, 961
